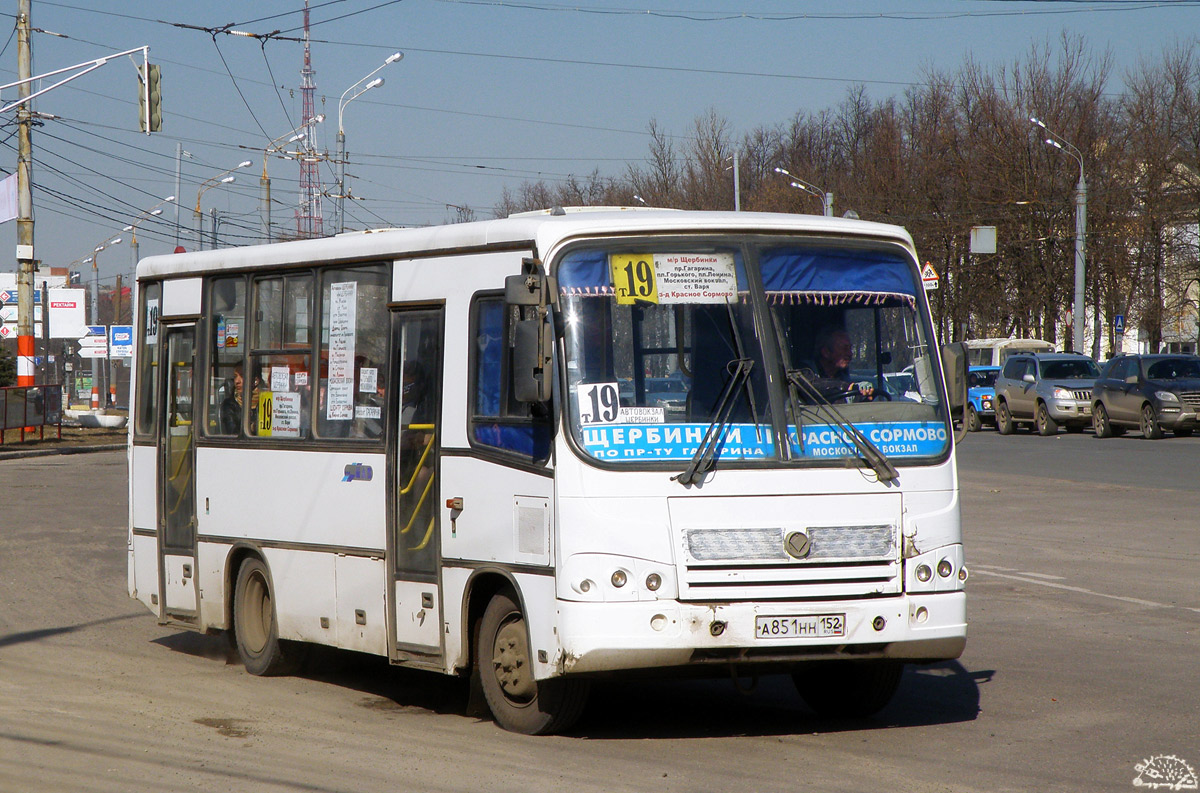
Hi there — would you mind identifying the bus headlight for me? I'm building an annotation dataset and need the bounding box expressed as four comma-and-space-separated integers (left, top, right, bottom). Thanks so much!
645, 573, 662, 591
937, 559, 954, 578
916, 564, 932, 582
611, 569, 628, 588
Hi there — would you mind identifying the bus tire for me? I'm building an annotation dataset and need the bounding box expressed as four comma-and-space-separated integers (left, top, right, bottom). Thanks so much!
477, 591, 589, 735
793, 660, 903, 718
233, 557, 301, 677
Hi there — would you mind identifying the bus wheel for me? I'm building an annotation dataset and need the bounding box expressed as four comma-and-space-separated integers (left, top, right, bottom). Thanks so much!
477, 591, 589, 735
793, 660, 903, 718
233, 557, 301, 676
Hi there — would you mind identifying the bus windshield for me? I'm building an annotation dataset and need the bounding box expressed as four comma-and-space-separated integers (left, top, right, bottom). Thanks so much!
556, 237, 950, 468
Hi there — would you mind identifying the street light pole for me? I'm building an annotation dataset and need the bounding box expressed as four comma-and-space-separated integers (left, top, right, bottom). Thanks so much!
86, 235, 122, 411
261, 116, 325, 242
774, 167, 832, 216
338, 52, 401, 233
1031, 117, 1087, 354
194, 161, 251, 250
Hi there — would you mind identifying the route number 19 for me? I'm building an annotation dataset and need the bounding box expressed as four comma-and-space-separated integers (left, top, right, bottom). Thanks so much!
610, 254, 659, 305
577, 382, 619, 424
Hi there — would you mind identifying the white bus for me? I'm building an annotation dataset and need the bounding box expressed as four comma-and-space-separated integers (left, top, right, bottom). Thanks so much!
966, 337, 1055, 367
128, 208, 969, 734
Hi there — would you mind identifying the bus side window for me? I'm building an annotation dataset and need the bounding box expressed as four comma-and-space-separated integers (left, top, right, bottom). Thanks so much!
469, 294, 551, 462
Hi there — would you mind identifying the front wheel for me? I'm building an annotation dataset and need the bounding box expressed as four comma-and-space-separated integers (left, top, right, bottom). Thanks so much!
793, 661, 904, 718
477, 591, 589, 735
233, 557, 302, 676
1093, 403, 1113, 438
1140, 403, 1164, 439
996, 401, 1014, 435
1035, 402, 1058, 436
965, 405, 981, 432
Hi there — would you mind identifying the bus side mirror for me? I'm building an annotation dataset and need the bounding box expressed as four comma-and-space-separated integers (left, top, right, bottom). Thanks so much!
504, 259, 557, 308
941, 342, 968, 420
513, 318, 553, 403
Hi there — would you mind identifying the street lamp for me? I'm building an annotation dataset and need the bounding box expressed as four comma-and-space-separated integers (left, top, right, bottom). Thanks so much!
122, 195, 175, 272
338, 52, 402, 233
195, 161, 252, 250
1031, 116, 1087, 354
85, 234, 122, 411
774, 167, 832, 217
261, 115, 324, 242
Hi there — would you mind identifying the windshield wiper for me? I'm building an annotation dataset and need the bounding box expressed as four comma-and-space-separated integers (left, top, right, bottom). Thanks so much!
786, 367, 899, 483
673, 358, 754, 486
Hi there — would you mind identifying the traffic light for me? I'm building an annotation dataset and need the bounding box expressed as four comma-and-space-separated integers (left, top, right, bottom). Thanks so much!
138, 63, 162, 132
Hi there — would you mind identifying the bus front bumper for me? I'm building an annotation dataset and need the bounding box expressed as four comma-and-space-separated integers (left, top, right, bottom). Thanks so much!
554, 592, 966, 676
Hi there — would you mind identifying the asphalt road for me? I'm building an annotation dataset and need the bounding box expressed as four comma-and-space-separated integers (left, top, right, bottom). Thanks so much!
1, 438, 1196, 792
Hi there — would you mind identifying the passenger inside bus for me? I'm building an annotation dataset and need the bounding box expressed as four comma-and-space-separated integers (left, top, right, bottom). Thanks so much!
221, 363, 260, 434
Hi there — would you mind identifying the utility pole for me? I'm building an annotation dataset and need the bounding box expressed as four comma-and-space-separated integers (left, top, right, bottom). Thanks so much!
15, 0, 36, 388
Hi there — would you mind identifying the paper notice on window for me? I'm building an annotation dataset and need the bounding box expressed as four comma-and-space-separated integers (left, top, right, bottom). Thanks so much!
271, 391, 301, 438
326, 281, 357, 420
270, 366, 290, 392
359, 367, 378, 393
654, 253, 737, 304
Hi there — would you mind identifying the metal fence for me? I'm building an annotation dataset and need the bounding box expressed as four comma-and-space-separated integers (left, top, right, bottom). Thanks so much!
0, 384, 63, 443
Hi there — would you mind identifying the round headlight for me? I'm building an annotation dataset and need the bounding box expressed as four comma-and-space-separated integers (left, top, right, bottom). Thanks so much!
937, 559, 954, 578
916, 564, 932, 582
645, 573, 662, 591
611, 570, 628, 588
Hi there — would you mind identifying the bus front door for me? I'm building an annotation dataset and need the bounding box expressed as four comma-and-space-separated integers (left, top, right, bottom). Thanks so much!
158, 325, 199, 622
388, 307, 445, 659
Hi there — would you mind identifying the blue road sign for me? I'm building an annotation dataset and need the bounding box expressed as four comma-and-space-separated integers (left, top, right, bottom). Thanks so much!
1114, 314, 1125, 334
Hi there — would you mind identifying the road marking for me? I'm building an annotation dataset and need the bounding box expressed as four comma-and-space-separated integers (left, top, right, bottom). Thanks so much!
970, 567, 1180, 610
1013, 571, 1065, 580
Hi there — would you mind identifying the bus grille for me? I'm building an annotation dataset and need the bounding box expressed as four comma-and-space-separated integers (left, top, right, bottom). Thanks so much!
680, 525, 900, 602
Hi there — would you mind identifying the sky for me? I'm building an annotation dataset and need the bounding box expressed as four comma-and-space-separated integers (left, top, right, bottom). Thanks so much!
0, 0, 1196, 290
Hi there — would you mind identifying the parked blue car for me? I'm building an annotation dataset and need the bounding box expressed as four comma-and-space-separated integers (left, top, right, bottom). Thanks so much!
966, 366, 1000, 431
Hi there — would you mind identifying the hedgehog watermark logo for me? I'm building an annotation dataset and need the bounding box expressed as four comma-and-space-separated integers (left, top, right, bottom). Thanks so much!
1133, 755, 1198, 790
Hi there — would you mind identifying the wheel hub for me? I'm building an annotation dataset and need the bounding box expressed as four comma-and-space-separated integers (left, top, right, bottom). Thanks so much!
492, 617, 536, 701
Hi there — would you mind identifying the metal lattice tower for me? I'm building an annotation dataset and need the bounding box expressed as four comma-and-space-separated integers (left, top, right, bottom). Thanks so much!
295, 0, 324, 238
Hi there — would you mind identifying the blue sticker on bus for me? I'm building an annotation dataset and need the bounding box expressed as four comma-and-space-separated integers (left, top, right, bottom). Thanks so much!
579, 421, 947, 461
342, 463, 374, 482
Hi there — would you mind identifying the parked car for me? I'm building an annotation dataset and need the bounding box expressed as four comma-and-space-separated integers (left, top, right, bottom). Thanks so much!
644, 372, 690, 418
1092, 354, 1200, 439
965, 365, 999, 432
994, 352, 1100, 435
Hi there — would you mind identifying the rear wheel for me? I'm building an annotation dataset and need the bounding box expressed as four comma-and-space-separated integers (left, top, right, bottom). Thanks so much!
233, 557, 302, 676
1035, 402, 1058, 435
1140, 404, 1164, 440
793, 661, 904, 718
1093, 403, 1113, 438
996, 401, 1014, 435
477, 591, 589, 735
965, 405, 981, 432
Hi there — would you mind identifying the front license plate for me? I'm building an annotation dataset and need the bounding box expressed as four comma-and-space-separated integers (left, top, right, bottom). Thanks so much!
755, 614, 845, 639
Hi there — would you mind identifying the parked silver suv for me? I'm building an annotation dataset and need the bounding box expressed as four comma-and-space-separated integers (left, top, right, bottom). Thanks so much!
994, 352, 1100, 435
